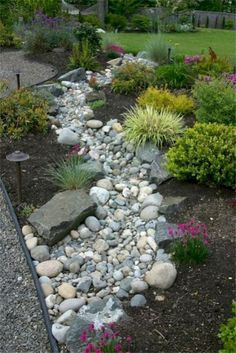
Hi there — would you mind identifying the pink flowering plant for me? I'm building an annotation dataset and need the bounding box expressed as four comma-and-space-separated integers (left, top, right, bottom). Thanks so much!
105, 44, 125, 59
169, 220, 209, 265
184, 55, 202, 65
80, 322, 132, 353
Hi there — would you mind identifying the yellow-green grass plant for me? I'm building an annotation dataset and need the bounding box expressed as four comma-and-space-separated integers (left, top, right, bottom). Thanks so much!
123, 105, 184, 148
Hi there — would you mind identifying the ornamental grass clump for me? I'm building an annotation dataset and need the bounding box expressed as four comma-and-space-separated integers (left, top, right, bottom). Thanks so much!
137, 87, 194, 114
79, 322, 132, 353
47, 155, 97, 191
169, 220, 209, 265
145, 36, 170, 64
123, 106, 184, 148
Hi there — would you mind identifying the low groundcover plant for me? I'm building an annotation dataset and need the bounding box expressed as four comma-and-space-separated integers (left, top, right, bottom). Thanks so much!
169, 220, 209, 265
80, 322, 132, 353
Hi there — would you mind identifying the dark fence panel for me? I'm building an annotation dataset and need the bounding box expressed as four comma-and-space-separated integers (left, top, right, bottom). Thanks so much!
141, 8, 236, 30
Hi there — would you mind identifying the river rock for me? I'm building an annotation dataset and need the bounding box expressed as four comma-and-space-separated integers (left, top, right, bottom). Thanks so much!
159, 196, 187, 215
140, 206, 159, 221
58, 283, 76, 299
36, 260, 63, 278
131, 279, 148, 293
130, 294, 147, 307
86, 120, 103, 129
90, 187, 110, 205
57, 128, 80, 146
85, 216, 101, 232
145, 262, 177, 289
96, 179, 113, 191
59, 298, 86, 313
52, 323, 70, 343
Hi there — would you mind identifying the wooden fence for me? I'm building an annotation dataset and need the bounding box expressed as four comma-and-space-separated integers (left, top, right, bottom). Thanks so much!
141, 8, 236, 30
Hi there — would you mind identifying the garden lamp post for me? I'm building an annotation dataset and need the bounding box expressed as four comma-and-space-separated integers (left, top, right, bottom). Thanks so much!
16, 72, 21, 89
6, 151, 29, 204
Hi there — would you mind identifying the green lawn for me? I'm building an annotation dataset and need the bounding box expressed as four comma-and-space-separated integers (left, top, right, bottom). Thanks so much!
103, 29, 236, 62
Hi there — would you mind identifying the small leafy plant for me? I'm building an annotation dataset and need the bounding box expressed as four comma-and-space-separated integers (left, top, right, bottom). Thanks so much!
137, 87, 194, 114
156, 63, 196, 89
0, 88, 48, 139
89, 100, 106, 110
69, 40, 100, 71
105, 44, 125, 59
47, 155, 97, 190
0, 21, 21, 48
169, 220, 209, 265
112, 62, 155, 95
79, 322, 132, 353
167, 123, 236, 188
218, 301, 236, 353
193, 51, 232, 76
105, 13, 127, 32
192, 78, 236, 125
74, 23, 101, 54
123, 105, 184, 147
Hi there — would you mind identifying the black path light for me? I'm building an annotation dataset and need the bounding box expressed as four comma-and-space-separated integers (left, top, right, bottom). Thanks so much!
6, 151, 29, 204
16, 71, 21, 89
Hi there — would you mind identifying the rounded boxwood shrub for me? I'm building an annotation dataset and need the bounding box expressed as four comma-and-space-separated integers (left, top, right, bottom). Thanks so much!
0, 88, 48, 139
167, 123, 236, 188
192, 78, 236, 125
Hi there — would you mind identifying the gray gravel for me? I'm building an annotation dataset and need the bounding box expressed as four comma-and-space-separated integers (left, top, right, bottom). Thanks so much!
0, 187, 51, 353
0, 49, 56, 94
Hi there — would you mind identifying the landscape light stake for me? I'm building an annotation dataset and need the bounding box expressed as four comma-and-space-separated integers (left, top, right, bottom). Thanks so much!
16, 72, 21, 89
167, 47, 172, 64
6, 151, 29, 204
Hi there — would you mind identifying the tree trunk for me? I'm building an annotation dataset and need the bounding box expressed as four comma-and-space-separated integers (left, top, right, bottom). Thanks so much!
97, 0, 108, 25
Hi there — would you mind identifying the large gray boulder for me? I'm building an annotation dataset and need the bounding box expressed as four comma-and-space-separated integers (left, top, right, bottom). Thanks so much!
150, 153, 172, 185
136, 143, 160, 163
28, 190, 96, 245
58, 68, 86, 82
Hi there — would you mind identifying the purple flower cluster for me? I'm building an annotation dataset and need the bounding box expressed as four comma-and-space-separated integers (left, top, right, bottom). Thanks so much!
184, 55, 202, 65
80, 322, 132, 353
224, 73, 236, 88
106, 44, 125, 56
168, 219, 209, 245
32, 10, 64, 28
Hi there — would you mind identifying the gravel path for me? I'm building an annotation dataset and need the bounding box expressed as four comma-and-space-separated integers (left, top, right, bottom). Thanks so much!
0, 185, 51, 353
0, 49, 57, 94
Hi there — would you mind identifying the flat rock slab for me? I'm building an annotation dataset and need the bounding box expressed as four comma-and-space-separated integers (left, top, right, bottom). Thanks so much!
28, 190, 96, 245
159, 196, 187, 215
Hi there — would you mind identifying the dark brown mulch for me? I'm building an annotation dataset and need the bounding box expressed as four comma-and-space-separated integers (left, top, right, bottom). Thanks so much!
120, 180, 236, 353
0, 131, 69, 212
93, 86, 137, 124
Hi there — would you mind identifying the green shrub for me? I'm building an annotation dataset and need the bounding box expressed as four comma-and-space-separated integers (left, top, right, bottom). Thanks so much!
89, 100, 106, 110
81, 14, 102, 28
169, 220, 209, 265
193, 78, 236, 125
167, 123, 236, 188
48, 155, 97, 190
106, 14, 127, 32
145, 36, 170, 64
22, 12, 75, 54
194, 54, 232, 76
138, 87, 194, 114
123, 105, 184, 147
156, 63, 196, 89
0, 89, 48, 139
131, 14, 151, 32
112, 62, 156, 94
74, 23, 101, 53
0, 21, 21, 48
224, 19, 234, 30
68, 40, 100, 71
218, 301, 236, 353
